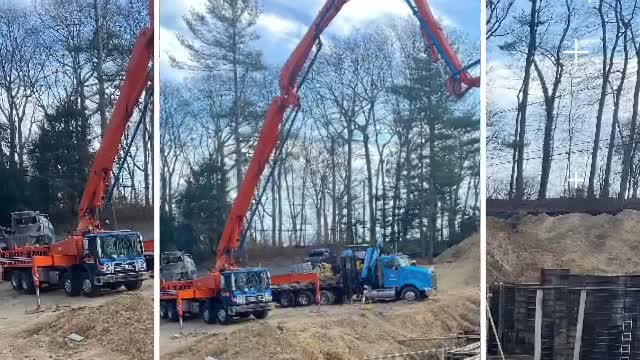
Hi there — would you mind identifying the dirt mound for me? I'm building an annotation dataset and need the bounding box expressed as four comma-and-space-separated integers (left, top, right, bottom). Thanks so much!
436, 233, 479, 264
487, 210, 640, 282
25, 292, 152, 360
162, 292, 479, 360
433, 233, 480, 290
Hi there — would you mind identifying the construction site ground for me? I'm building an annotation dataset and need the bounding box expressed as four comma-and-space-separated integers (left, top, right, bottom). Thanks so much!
160, 234, 480, 360
0, 280, 153, 360
0, 212, 154, 360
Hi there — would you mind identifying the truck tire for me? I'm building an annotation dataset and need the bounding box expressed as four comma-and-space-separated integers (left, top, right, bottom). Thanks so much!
166, 302, 179, 322
278, 291, 294, 308
81, 274, 99, 297
21, 272, 36, 294
124, 280, 143, 291
400, 286, 421, 301
215, 304, 230, 325
201, 300, 216, 324
63, 273, 82, 297
319, 290, 335, 305
296, 290, 313, 306
21, 272, 35, 294
252, 309, 269, 319
160, 302, 168, 319
10, 271, 23, 291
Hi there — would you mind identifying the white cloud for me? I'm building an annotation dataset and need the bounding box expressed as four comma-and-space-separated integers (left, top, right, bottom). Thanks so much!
159, 26, 190, 80
257, 12, 307, 44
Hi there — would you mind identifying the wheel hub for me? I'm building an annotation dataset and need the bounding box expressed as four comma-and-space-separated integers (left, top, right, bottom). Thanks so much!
82, 279, 92, 293
218, 309, 226, 321
405, 291, 416, 301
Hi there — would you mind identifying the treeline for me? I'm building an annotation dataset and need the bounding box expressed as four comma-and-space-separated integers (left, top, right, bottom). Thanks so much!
0, 0, 152, 225
488, 0, 640, 200
160, 0, 479, 261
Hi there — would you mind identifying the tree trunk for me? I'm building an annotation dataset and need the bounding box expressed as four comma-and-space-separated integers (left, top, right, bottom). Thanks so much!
588, 0, 621, 198
620, 37, 640, 199
346, 122, 354, 245
271, 169, 277, 247
515, 0, 538, 200
362, 130, 376, 245
603, 25, 629, 198
426, 120, 436, 263
93, 0, 108, 137
330, 139, 337, 243
277, 163, 283, 247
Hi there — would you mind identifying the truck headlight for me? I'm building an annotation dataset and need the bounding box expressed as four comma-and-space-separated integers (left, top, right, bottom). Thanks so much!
98, 264, 113, 273
264, 293, 272, 302
138, 259, 147, 271
234, 295, 245, 304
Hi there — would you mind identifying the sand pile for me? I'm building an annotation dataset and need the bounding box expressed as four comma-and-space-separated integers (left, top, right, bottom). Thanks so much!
25, 292, 153, 360
434, 233, 480, 290
487, 210, 640, 282
163, 291, 479, 360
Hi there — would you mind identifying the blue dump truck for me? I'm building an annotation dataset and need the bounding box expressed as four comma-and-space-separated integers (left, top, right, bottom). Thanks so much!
270, 243, 436, 306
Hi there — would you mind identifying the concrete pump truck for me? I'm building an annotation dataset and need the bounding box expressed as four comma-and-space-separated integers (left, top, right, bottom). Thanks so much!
162, 0, 479, 326
0, 1, 154, 302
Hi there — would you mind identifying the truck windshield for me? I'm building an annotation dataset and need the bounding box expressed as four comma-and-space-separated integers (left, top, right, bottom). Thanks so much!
234, 271, 270, 292
397, 257, 410, 267
99, 234, 142, 259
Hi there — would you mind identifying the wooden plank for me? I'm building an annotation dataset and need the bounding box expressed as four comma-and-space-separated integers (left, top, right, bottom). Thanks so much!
573, 289, 587, 360
534, 289, 543, 360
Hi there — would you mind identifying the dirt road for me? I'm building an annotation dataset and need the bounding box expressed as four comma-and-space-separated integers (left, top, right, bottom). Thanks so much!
160, 236, 480, 360
0, 280, 153, 360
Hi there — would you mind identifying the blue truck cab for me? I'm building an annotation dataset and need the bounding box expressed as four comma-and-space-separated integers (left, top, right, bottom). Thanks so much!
215, 267, 273, 323
348, 245, 436, 301
81, 231, 147, 293
378, 254, 436, 300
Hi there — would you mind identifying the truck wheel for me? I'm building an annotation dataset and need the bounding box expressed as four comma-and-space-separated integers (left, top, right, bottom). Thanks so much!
81, 274, 99, 297
278, 291, 294, 308
160, 302, 168, 319
296, 291, 313, 306
319, 290, 335, 305
10, 271, 23, 291
63, 273, 81, 297
124, 280, 143, 291
21, 272, 36, 294
201, 300, 216, 324
166, 303, 179, 322
400, 286, 421, 301
252, 310, 269, 319
215, 304, 230, 325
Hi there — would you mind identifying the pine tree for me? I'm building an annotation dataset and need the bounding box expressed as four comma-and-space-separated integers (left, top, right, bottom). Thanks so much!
172, 0, 265, 192
176, 153, 229, 259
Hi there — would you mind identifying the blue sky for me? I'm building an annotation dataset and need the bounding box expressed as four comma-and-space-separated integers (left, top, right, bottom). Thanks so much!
160, 0, 481, 80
